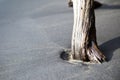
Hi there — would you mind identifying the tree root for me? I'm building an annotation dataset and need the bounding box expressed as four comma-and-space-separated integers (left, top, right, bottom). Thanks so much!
86, 42, 106, 63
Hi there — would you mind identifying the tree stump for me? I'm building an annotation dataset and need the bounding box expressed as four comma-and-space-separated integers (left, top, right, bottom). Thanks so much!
61, 0, 106, 64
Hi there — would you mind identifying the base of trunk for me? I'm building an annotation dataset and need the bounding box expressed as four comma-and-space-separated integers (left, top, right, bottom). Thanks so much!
60, 42, 106, 64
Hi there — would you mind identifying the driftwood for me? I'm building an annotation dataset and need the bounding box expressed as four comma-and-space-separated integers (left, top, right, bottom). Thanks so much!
60, 0, 106, 63
68, 0, 102, 9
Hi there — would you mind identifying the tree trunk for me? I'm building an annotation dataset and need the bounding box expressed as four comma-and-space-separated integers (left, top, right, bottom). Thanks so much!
71, 0, 105, 63
68, 0, 102, 9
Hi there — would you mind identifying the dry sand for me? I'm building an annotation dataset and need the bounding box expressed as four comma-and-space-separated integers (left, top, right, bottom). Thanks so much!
0, 0, 120, 80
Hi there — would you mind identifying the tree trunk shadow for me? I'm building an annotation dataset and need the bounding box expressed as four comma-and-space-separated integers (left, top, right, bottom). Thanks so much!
100, 4, 120, 9
99, 36, 120, 61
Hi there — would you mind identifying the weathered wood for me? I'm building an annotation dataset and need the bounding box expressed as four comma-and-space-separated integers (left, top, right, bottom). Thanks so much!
68, 0, 102, 9
70, 0, 105, 63
60, 0, 105, 63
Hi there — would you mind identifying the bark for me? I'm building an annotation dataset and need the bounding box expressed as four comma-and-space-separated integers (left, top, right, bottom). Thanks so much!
70, 0, 105, 63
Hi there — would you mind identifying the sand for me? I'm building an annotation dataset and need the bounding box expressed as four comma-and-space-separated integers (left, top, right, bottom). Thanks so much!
0, 0, 120, 80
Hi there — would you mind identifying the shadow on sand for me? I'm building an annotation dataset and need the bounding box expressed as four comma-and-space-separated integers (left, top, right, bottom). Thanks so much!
100, 36, 120, 61
100, 4, 120, 9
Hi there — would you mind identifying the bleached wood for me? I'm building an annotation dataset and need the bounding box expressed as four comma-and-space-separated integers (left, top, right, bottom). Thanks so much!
71, 0, 105, 63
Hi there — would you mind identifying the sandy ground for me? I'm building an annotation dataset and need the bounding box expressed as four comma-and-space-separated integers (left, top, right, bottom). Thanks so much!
0, 0, 120, 80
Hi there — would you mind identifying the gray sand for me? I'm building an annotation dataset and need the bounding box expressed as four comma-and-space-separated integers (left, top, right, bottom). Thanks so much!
0, 0, 120, 80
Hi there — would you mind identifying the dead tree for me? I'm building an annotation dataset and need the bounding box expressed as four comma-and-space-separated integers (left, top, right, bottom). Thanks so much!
68, 0, 102, 9
61, 0, 106, 63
